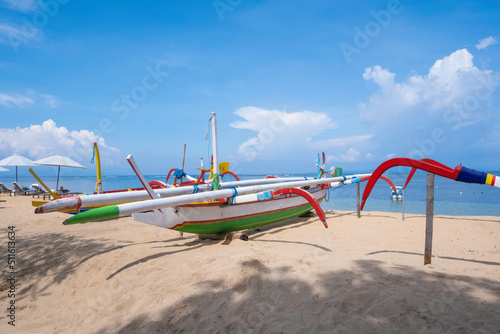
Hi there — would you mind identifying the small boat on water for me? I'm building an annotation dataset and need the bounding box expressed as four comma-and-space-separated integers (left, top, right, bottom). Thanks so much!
391, 186, 403, 200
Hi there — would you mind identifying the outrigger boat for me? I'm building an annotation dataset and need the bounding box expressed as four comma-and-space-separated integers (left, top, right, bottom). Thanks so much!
36, 113, 372, 234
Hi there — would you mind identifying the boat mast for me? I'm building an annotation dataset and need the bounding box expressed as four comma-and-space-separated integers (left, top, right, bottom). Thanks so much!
211, 112, 220, 189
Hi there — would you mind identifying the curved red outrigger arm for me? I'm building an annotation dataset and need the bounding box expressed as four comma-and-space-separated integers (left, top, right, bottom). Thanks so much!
403, 158, 454, 189
359, 175, 398, 193
361, 158, 500, 210
272, 187, 328, 228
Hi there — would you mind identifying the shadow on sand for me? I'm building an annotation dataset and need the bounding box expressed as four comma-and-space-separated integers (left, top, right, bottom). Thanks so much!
13, 233, 191, 300
367, 250, 500, 266
94, 258, 500, 333
13, 222, 500, 333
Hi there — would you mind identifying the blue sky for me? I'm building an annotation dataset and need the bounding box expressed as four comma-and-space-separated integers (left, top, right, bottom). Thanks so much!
0, 0, 499, 178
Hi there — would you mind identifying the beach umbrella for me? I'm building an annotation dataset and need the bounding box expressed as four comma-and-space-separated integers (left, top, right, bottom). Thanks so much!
34, 154, 86, 190
0, 166, 9, 172
0, 153, 36, 182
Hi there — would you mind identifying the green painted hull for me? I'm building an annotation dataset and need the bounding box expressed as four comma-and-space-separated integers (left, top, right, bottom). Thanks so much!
175, 202, 316, 234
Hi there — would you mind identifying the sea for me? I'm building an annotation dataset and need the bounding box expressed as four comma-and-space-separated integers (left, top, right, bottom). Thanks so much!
5, 171, 500, 216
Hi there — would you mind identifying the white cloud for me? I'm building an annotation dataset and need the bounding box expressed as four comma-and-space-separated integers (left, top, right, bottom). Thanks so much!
328, 148, 361, 163
366, 153, 375, 160
231, 106, 336, 132
1, 0, 38, 13
0, 22, 22, 37
0, 91, 59, 108
0, 120, 120, 166
0, 19, 44, 49
230, 106, 337, 160
311, 134, 373, 149
360, 49, 496, 123
359, 48, 498, 160
0, 22, 24, 45
385, 153, 397, 159
0, 93, 34, 108
476, 36, 497, 50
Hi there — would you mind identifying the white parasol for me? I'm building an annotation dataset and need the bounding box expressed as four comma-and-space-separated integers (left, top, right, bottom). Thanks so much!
34, 154, 86, 190
0, 154, 36, 182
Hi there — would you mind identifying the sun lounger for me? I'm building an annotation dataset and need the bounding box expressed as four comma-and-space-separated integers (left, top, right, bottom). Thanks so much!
30, 184, 54, 199
0, 182, 12, 195
31, 184, 48, 194
12, 182, 38, 195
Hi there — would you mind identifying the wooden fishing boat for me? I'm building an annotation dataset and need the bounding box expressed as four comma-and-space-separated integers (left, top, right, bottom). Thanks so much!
132, 185, 328, 234
56, 112, 373, 234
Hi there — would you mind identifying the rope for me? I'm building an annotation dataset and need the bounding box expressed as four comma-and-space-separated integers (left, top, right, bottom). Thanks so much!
174, 169, 186, 179
205, 114, 214, 140
228, 187, 238, 204
205, 115, 212, 164
91, 146, 95, 164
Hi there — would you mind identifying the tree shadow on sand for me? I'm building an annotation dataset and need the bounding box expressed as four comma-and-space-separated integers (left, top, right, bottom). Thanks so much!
9, 233, 189, 302
96, 259, 500, 334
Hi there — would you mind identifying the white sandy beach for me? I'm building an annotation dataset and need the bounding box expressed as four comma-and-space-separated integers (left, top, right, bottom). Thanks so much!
0, 195, 499, 333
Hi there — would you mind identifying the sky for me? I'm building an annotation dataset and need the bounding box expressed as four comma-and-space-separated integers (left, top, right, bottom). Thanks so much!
0, 0, 499, 178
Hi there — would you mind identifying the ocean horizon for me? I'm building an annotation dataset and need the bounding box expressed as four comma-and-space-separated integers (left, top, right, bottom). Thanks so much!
4, 171, 500, 217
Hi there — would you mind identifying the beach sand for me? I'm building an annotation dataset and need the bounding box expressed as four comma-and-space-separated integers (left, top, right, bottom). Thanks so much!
0, 195, 499, 333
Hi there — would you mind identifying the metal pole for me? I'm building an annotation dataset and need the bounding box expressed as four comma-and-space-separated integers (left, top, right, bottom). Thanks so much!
424, 173, 434, 265
402, 188, 405, 221
179, 144, 186, 186
56, 166, 61, 191
356, 182, 361, 218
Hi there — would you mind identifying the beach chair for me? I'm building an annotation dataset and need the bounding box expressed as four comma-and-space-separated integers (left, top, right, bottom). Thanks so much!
31, 184, 52, 198
31, 184, 47, 194
56, 186, 75, 196
12, 182, 37, 196
0, 182, 12, 196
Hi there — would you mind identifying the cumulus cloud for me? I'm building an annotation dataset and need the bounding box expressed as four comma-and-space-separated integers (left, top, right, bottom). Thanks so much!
230, 106, 338, 161
359, 48, 498, 159
476, 36, 497, 50
0, 120, 120, 166
360, 49, 496, 123
0, 91, 59, 108
328, 148, 361, 163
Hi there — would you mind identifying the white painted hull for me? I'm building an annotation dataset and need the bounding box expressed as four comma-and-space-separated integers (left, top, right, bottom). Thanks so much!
133, 187, 327, 233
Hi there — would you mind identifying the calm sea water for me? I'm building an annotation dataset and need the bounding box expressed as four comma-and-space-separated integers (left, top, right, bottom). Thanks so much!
4, 171, 500, 216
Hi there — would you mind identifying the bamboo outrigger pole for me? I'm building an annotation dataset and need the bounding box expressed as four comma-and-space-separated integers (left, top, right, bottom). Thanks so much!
211, 112, 220, 190
93, 142, 102, 194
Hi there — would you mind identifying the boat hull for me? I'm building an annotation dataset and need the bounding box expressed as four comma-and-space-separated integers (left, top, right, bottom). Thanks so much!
133, 187, 327, 234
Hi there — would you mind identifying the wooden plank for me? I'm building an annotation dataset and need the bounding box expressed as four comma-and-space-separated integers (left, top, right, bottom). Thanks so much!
356, 182, 361, 218
424, 173, 435, 265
